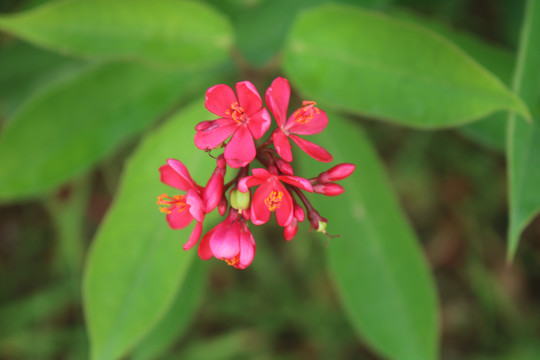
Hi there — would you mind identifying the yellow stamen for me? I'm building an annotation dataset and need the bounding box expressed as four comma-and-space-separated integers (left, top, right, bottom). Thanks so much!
264, 191, 284, 212
293, 100, 319, 124
225, 102, 247, 124
157, 194, 186, 214
224, 255, 240, 266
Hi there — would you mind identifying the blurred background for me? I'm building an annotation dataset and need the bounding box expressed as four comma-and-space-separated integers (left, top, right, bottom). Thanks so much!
1, 0, 540, 359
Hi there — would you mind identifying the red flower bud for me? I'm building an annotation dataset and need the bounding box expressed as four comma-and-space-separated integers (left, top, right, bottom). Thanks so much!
313, 183, 344, 196
218, 196, 228, 216
275, 158, 294, 175
283, 218, 298, 241
202, 165, 226, 213
317, 163, 356, 183
294, 204, 305, 222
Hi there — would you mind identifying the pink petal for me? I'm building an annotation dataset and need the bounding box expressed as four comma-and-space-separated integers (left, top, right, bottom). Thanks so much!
166, 206, 194, 229
237, 229, 256, 269
238, 175, 265, 193
205, 84, 237, 117
183, 221, 203, 250
279, 175, 313, 193
194, 118, 237, 150
272, 130, 292, 162
236, 81, 262, 115
273, 182, 293, 227
197, 227, 215, 260
224, 125, 255, 168
210, 220, 240, 259
186, 189, 204, 222
265, 77, 290, 127
251, 168, 271, 179
251, 181, 273, 225
247, 108, 271, 139
159, 164, 193, 191
287, 108, 328, 135
289, 134, 333, 162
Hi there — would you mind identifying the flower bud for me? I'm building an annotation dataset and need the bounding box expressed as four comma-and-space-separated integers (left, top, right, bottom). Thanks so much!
313, 183, 344, 196
294, 204, 305, 222
202, 165, 226, 213
230, 189, 251, 210
283, 219, 298, 241
275, 158, 294, 175
216, 154, 226, 169
218, 196, 228, 216
317, 163, 356, 183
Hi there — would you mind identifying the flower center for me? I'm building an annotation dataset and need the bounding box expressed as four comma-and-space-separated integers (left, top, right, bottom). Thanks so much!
157, 194, 186, 214
264, 191, 284, 212
292, 100, 319, 124
224, 255, 239, 267
226, 102, 247, 124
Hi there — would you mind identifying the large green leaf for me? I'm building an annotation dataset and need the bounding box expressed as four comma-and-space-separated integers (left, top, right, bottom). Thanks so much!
0, 61, 221, 203
507, 0, 540, 259
299, 113, 439, 360
83, 100, 217, 360
284, 4, 529, 128
0, 0, 232, 68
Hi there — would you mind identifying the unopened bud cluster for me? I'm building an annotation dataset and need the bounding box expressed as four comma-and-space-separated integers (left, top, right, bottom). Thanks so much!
157, 77, 355, 269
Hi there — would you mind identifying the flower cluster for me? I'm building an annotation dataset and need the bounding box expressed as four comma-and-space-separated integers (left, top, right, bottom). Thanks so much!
157, 77, 355, 269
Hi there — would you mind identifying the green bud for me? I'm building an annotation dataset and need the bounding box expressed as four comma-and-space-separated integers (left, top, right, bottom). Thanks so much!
230, 189, 250, 210
316, 220, 328, 233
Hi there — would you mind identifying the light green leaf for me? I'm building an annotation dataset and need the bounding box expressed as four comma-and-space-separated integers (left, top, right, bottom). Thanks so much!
299, 113, 439, 360
284, 4, 530, 128
0, 0, 232, 68
83, 99, 216, 360
507, 0, 540, 259
131, 259, 207, 360
0, 61, 221, 203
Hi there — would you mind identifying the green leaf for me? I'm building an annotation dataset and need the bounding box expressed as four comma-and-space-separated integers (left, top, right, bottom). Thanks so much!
299, 113, 439, 360
0, 0, 232, 68
131, 259, 207, 360
0, 61, 221, 203
507, 0, 540, 259
83, 100, 216, 360
0, 41, 86, 117
284, 4, 530, 128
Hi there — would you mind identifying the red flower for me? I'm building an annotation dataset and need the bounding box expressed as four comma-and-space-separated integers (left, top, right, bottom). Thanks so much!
265, 77, 333, 163
194, 81, 271, 168
238, 168, 313, 226
158, 159, 205, 250
197, 210, 256, 269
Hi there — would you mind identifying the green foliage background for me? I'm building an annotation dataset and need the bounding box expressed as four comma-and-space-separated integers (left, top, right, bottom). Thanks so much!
1, 0, 539, 359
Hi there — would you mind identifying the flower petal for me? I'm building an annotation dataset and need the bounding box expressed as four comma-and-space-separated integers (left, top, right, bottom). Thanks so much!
287, 108, 328, 135
274, 182, 293, 227
238, 175, 265, 193
289, 134, 333, 162
197, 227, 215, 260
247, 108, 271, 139
279, 175, 313, 193
265, 77, 290, 127
237, 228, 256, 269
194, 118, 237, 150
224, 125, 255, 168
159, 164, 193, 191
210, 220, 240, 259
186, 189, 204, 222
183, 221, 203, 251
236, 81, 262, 115
251, 180, 273, 225
165, 205, 194, 229
272, 129, 292, 162
205, 84, 237, 117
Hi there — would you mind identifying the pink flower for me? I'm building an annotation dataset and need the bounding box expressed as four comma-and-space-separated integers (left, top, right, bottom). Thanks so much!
194, 81, 271, 168
158, 159, 205, 250
238, 168, 313, 226
265, 77, 332, 163
197, 211, 256, 269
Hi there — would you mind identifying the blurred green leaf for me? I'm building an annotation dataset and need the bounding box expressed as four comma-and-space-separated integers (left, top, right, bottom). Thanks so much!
83, 100, 217, 360
507, 0, 540, 259
0, 0, 232, 68
284, 4, 529, 128
300, 113, 439, 360
131, 259, 207, 360
0, 61, 221, 203
0, 41, 86, 117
